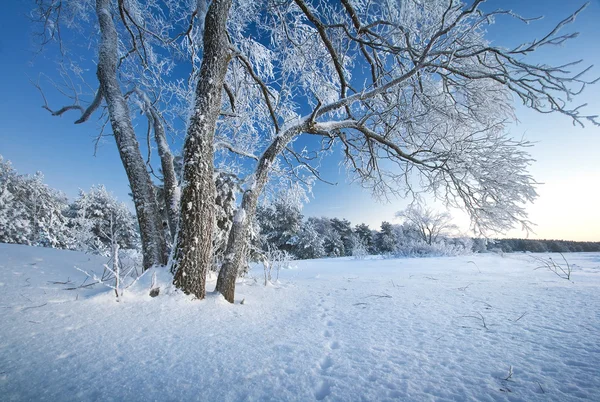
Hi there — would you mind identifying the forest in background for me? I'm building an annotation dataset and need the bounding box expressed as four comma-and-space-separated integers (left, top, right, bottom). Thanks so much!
2, 155, 598, 270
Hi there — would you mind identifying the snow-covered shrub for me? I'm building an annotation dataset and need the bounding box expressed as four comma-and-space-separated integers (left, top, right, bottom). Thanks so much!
261, 245, 295, 285
352, 238, 368, 260
394, 238, 472, 258
75, 248, 144, 300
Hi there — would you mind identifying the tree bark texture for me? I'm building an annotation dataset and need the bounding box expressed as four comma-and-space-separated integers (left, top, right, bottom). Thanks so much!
96, 0, 168, 270
171, 0, 233, 299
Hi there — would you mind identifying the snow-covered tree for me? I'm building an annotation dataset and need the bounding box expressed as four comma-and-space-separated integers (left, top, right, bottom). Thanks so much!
307, 217, 346, 257
0, 157, 71, 248
376, 222, 398, 254
257, 199, 304, 254
0, 157, 31, 244
68, 186, 139, 256
396, 205, 458, 246
354, 224, 375, 254
330, 218, 354, 256
294, 220, 326, 260
33, 0, 599, 302
19, 172, 72, 249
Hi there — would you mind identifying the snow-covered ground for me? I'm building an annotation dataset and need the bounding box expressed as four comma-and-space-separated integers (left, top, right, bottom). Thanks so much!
1, 243, 599, 401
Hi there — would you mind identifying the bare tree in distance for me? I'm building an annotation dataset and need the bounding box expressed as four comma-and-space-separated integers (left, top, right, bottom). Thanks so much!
396, 205, 458, 245
31, 0, 599, 302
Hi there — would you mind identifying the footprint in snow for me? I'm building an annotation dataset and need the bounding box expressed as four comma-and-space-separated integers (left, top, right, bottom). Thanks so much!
314, 380, 332, 400
319, 355, 334, 371
329, 341, 340, 350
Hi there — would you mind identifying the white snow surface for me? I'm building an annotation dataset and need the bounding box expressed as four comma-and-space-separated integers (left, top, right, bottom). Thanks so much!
1, 243, 599, 401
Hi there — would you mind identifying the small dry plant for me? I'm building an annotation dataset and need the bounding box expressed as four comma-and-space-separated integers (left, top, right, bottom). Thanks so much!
531, 252, 572, 281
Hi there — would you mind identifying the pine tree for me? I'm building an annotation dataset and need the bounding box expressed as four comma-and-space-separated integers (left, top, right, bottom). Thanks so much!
68, 186, 139, 256
0, 157, 31, 244
376, 222, 398, 254
354, 223, 375, 254
256, 199, 303, 254
330, 218, 354, 256
294, 220, 325, 260
0, 157, 71, 248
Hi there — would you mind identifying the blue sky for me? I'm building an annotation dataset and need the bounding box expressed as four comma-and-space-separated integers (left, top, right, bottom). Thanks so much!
1, 1, 599, 241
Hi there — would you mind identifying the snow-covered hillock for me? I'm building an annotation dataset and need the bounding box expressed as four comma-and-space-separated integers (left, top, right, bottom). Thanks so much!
1, 243, 599, 401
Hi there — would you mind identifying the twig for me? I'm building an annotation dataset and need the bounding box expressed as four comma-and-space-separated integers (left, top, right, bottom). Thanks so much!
503, 365, 513, 381
537, 382, 545, 394
467, 260, 482, 273
473, 300, 493, 309
462, 312, 488, 330
19, 293, 33, 303
424, 276, 438, 281
64, 281, 98, 290
512, 312, 528, 322
21, 303, 48, 311
457, 283, 471, 291
531, 253, 572, 281
364, 293, 392, 299
353, 302, 368, 306
47, 278, 73, 285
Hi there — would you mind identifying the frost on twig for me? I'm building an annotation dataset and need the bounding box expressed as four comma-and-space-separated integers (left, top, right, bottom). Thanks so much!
260, 245, 294, 285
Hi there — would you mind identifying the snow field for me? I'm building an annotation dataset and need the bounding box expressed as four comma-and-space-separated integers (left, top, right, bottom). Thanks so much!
0, 243, 599, 401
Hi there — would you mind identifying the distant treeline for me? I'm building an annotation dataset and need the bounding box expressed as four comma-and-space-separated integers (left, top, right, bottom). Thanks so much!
488, 238, 600, 253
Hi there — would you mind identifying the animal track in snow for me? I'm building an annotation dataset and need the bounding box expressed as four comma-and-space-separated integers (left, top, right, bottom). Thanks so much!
314, 380, 332, 400
319, 355, 333, 371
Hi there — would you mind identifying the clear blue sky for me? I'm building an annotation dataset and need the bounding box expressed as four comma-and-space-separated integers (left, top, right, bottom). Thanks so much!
1, 1, 599, 241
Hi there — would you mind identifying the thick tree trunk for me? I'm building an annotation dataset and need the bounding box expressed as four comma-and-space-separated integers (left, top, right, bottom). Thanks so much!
96, 0, 168, 270
171, 0, 233, 299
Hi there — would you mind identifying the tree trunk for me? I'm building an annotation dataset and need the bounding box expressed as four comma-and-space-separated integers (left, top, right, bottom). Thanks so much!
215, 194, 253, 303
216, 128, 306, 302
149, 106, 180, 241
96, 0, 168, 270
171, 0, 233, 299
